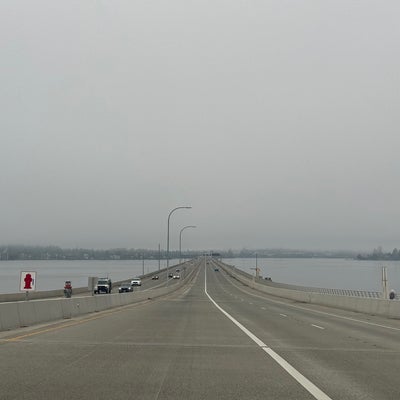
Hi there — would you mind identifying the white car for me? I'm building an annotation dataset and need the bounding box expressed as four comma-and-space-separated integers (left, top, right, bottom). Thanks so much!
173, 274, 180, 279
130, 278, 142, 286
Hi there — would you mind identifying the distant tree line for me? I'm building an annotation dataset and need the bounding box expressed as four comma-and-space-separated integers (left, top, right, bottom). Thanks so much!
0, 245, 193, 261
0, 245, 358, 261
357, 246, 400, 261
235, 248, 356, 259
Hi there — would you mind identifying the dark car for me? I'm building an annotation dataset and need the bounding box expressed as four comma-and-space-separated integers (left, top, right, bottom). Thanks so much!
151, 275, 159, 280
118, 283, 133, 293
168, 273, 173, 278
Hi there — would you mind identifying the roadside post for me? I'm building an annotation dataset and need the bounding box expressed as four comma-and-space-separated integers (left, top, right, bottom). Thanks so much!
382, 266, 389, 299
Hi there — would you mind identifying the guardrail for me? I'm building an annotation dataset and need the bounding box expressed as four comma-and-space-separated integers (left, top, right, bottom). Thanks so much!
298, 287, 382, 298
257, 280, 384, 299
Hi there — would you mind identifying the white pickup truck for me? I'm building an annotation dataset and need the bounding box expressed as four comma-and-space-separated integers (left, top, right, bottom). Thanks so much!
94, 278, 112, 294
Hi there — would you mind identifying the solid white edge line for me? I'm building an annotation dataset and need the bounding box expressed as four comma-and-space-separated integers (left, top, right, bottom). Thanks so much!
312, 324, 325, 330
204, 260, 332, 400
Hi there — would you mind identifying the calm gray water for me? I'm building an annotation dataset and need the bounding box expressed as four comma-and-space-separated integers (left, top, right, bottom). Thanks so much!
225, 258, 400, 293
1, 257, 400, 294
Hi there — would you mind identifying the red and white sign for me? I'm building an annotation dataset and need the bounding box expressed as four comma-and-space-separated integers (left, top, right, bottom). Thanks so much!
20, 271, 37, 291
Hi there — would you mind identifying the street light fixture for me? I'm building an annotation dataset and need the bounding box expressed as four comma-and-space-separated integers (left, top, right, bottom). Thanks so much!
179, 225, 196, 263
166, 206, 192, 280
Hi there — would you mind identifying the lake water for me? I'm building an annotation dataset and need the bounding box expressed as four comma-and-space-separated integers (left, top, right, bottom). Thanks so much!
1, 257, 400, 295
224, 258, 400, 293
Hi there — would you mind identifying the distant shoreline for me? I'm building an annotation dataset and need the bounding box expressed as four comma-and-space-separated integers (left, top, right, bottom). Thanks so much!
3, 244, 397, 261
1, 245, 357, 261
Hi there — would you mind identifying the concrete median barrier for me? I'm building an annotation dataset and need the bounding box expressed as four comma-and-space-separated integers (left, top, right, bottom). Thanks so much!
0, 302, 19, 332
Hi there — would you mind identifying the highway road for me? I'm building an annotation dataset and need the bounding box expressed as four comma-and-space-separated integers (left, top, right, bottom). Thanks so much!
1, 257, 400, 399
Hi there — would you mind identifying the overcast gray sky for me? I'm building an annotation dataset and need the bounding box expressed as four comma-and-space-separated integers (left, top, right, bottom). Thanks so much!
1, 1, 400, 252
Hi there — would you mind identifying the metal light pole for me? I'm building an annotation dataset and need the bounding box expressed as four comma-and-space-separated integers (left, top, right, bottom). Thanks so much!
167, 206, 192, 280
158, 243, 161, 271
256, 252, 259, 278
179, 225, 196, 263
250, 252, 259, 287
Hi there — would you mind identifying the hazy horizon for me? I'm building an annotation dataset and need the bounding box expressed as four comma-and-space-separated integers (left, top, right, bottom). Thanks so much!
0, 242, 385, 256
2, 1, 400, 253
